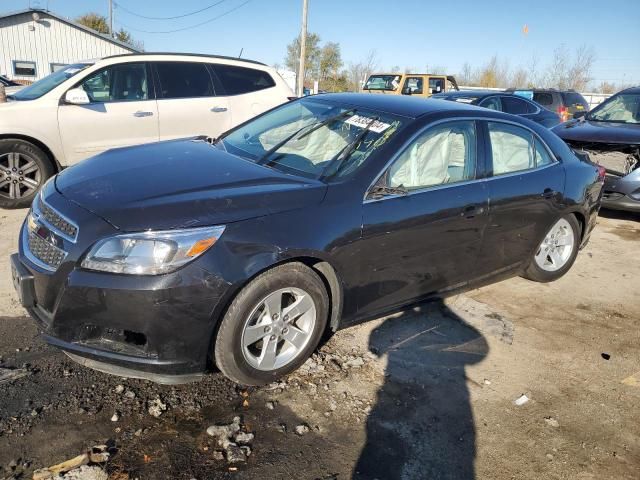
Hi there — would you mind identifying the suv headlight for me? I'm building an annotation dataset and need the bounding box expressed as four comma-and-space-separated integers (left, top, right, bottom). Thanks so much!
81, 225, 225, 275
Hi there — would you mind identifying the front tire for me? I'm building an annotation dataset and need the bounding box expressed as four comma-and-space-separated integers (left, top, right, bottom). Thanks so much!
523, 214, 581, 283
214, 263, 329, 385
0, 139, 54, 209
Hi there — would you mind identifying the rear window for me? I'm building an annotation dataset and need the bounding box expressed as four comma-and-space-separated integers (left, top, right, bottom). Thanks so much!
563, 92, 587, 107
533, 92, 554, 106
214, 65, 275, 95
501, 96, 534, 114
155, 62, 214, 99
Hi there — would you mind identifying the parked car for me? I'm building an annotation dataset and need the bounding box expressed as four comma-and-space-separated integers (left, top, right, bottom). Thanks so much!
0, 75, 23, 95
553, 86, 639, 212
0, 53, 294, 209
363, 73, 459, 97
10, 94, 604, 386
507, 88, 590, 123
431, 90, 560, 127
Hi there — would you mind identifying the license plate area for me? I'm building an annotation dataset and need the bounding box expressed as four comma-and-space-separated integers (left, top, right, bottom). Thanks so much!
10, 254, 35, 308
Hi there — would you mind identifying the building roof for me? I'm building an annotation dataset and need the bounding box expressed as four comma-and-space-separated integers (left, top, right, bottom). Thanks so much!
0, 8, 140, 52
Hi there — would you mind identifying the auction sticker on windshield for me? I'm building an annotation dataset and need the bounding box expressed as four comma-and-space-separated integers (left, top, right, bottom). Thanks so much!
345, 115, 391, 134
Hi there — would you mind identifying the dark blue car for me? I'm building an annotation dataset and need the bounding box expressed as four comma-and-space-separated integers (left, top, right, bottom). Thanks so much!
432, 90, 561, 128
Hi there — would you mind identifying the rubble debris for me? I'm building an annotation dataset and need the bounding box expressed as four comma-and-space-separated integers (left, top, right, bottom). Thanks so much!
514, 394, 530, 406
0, 367, 30, 385
544, 417, 560, 428
206, 417, 254, 464
110, 413, 119, 422
295, 424, 310, 435
62, 465, 108, 480
114, 385, 125, 394
147, 397, 167, 417
32, 445, 111, 479
601, 353, 611, 360
265, 401, 275, 410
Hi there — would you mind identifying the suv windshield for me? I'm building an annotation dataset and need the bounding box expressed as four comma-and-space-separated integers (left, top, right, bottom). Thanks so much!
364, 75, 401, 91
588, 93, 640, 124
11, 63, 92, 101
220, 98, 405, 179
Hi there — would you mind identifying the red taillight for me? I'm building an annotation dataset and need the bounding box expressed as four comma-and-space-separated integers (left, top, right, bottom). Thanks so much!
596, 165, 606, 182
557, 106, 569, 122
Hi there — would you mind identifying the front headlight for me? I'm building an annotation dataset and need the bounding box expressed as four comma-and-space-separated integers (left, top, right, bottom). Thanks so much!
81, 225, 225, 275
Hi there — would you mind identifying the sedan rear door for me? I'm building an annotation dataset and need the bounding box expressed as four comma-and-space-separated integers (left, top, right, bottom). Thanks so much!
356, 120, 489, 318
474, 120, 565, 277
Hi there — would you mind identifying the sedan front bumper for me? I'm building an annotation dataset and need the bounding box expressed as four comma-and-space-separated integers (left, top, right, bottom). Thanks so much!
602, 173, 640, 213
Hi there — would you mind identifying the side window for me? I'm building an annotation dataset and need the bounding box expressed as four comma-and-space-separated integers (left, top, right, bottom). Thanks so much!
501, 96, 530, 115
533, 92, 553, 106
403, 77, 423, 94
155, 62, 214, 99
479, 96, 501, 111
488, 122, 557, 175
387, 121, 476, 190
214, 64, 275, 95
429, 78, 444, 94
80, 63, 148, 102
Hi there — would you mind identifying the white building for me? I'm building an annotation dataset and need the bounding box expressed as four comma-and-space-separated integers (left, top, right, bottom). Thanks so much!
0, 8, 139, 82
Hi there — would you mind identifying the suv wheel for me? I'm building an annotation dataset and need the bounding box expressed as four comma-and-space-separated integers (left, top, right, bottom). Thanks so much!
215, 263, 329, 385
0, 139, 54, 209
523, 214, 581, 283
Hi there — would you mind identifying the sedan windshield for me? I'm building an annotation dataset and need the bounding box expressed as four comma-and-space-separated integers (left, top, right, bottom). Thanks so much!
11, 63, 91, 101
588, 93, 640, 124
220, 98, 406, 179
364, 75, 401, 91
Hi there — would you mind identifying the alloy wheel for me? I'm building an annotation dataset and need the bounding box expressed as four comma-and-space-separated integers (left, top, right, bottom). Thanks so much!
241, 287, 317, 371
534, 218, 575, 272
0, 151, 42, 200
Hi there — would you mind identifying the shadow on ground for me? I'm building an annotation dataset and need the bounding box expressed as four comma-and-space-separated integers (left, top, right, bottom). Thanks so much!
354, 300, 488, 480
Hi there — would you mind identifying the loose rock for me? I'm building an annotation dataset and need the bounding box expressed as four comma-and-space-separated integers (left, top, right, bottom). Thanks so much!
147, 397, 167, 418
295, 424, 310, 435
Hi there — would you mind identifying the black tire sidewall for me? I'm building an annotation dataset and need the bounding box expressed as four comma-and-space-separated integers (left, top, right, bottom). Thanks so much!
524, 214, 581, 283
215, 263, 329, 385
0, 139, 54, 209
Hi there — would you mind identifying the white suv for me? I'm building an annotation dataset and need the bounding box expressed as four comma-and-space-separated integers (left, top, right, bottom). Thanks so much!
0, 53, 294, 208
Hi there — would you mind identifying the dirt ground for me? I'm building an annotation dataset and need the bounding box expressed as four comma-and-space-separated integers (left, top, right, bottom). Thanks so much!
0, 207, 639, 480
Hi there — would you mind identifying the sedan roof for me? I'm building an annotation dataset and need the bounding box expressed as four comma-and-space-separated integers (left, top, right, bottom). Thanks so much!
312, 92, 484, 118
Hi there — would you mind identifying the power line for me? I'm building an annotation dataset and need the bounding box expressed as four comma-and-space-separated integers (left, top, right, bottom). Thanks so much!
117, 0, 252, 34
114, 0, 229, 20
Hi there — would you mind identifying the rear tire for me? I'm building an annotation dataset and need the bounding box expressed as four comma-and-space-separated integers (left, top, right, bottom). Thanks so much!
523, 214, 581, 283
214, 262, 329, 385
0, 139, 54, 209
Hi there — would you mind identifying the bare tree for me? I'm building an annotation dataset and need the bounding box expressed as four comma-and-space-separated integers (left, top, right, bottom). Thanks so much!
477, 56, 509, 88
567, 45, 596, 91
459, 62, 473, 85
510, 68, 529, 88
346, 50, 379, 92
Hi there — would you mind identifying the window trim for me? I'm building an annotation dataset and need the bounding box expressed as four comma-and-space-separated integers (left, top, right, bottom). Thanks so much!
485, 120, 557, 178
13, 60, 37, 77
66, 61, 155, 104
364, 116, 559, 204
364, 118, 481, 203
151, 60, 217, 100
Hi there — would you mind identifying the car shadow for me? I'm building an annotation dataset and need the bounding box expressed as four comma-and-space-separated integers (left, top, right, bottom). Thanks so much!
353, 299, 488, 480
598, 208, 639, 222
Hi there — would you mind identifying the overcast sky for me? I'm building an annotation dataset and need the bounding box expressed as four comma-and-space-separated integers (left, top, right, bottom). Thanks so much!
6, 0, 640, 87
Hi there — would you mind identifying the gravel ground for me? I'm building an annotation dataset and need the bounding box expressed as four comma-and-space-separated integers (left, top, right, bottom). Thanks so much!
0, 207, 639, 479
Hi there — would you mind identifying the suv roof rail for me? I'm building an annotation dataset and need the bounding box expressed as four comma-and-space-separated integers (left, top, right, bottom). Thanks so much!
100, 52, 267, 66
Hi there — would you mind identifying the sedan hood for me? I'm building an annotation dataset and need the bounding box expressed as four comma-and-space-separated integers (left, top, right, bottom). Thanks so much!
55, 139, 327, 231
553, 119, 640, 146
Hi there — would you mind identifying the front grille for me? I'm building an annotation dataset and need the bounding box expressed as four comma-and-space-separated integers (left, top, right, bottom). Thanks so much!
38, 196, 78, 239
28, 230, 66, 269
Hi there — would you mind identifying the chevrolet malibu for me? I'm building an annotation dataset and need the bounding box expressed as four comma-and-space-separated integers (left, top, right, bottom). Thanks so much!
10, 94, 604, 386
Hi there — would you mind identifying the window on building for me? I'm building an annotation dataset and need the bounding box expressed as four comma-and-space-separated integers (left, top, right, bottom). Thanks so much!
13, 61, 36, 77
50, 63, 68, 73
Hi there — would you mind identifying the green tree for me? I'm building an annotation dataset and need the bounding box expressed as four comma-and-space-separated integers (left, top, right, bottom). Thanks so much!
285, 32, 321, 82
318, 42, 343, 81
76, 13, 110, 34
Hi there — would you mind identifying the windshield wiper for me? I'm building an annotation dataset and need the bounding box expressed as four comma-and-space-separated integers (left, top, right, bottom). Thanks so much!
321, 116, 379, 179
368, 184, 408, 199
257, 109, 356, 166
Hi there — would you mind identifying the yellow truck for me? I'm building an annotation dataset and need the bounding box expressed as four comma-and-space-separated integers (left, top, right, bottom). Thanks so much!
363, 73, 459, 97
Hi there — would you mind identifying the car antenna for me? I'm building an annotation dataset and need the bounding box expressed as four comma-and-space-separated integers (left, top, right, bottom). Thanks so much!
238, 48, 244, 58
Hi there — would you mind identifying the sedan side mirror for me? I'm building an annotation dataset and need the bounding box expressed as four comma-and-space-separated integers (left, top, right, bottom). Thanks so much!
573, 111, 587, 119
64, 88, 90, 105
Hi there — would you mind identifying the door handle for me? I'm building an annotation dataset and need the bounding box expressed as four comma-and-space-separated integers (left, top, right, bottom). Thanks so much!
542, 188, 557, 199
211, 106, 228, 112
461, 204, 485, 218
133, 111, 153, 117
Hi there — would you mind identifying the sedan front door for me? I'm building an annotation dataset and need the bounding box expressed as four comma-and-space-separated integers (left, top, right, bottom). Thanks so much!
356, 120, 489, 318
58, 62, 159, 164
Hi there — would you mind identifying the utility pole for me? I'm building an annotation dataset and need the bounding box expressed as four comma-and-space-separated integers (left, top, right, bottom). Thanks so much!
296, 0, 308, 97
108, 0, 114, 37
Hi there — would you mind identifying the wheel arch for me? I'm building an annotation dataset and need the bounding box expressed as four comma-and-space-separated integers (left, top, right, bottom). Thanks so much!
0, 134, 62, 172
